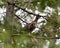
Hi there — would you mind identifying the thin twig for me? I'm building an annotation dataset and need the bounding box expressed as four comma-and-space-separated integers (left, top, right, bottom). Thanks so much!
28, 34, 60, 39
15, 5, 46, 17
15, 15, 28, 24
36, 37, 60, 39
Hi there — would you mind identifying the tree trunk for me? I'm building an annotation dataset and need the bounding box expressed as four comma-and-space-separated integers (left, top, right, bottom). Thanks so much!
6, 0, 14, 17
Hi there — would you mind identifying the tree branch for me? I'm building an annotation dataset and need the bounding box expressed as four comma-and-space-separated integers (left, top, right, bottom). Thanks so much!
15, 15, 28, 24
36, 37, 60, 39
11, 33, 60, 39
28, 34, 60, 39
15, 5, 46, 17
7, 1, 46, 17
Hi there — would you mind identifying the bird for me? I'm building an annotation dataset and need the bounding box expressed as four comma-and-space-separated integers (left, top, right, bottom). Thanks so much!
24, 16, 40, 31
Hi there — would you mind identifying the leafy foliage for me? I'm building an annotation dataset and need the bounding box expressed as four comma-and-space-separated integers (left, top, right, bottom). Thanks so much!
0, 0, 60, 48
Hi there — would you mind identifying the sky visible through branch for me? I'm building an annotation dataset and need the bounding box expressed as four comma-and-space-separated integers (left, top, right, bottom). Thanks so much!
0, 6, 60, 48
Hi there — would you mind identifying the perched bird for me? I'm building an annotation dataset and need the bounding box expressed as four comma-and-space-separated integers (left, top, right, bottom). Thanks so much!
24, 16, 40, 31
24, 21, 36, 31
